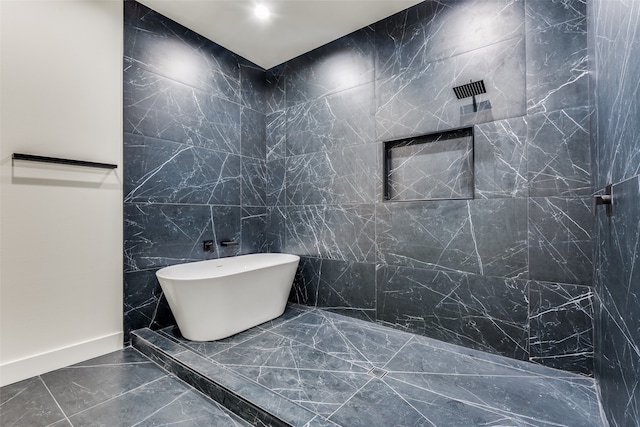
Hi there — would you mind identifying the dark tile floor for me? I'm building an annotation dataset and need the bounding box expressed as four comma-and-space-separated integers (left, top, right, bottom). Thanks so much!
0, 348, 250, 427
1, 305, 607, 426
144, 305, 606, 427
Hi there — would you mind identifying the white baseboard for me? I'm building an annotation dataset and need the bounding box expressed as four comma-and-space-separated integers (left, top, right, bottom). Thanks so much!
0, 332, 123, 387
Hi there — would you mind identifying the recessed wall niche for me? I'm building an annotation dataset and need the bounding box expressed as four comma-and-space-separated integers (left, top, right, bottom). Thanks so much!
383, 127, 474, 201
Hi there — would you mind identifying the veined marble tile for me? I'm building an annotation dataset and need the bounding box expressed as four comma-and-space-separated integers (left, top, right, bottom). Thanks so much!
133, 331, 300, 426
124, 203, 240, 272
474, 117, 528, 199
241, 107, 266, 160
266, 158, 286, 207
266, 111, 286, 162
241, 207, 267, 254
594, 290, 640, 427
329, 377, 522, 427
304, 415, 342, 427
593, 10, 640, 186
286, 83, 375, 157
210, 331, 371, 416
285, 28, 375, 107
124, 64, 241, 154
601, 176, 640, 350
526, 0, 586, 32
284, 204, 376, 263
383, 335, 537, 378
240, 63, 265, 113
528, 197, 592, 285
529, 281, 594, 375
526, 4, 588, 114
593, 176, 640, 426
65, 376, 184, 425
124, 2, 240, 102
291, 256, 323, 307
376, 37, 526, 141
124, 269, 175, 341
376, 0, 524, 80
210, 330, 367, 373
134, 388, 251, 427
0, 377, 67, 427
265, 65, 286, 114
266, 206, 286, 253
377, 266, 529, 360
591, 0, 640, 422
376, 198, 528, 278
241, 156, 266, 206
134, 327, 188, 358
233, 365, 370, 417
130, 307, 604, 427
124, 133, 241, 205
269, 310, 411, 369
286, 144, 378, 205
40, 349, 166, 417
150, 304, 307, 352
159, 324, 266, 359
386, 372, 601, 427
289, 258, 376, 319
527, 107, 591, 197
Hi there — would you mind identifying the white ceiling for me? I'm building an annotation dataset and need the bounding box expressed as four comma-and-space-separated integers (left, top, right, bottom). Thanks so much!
137, 0, 424, 70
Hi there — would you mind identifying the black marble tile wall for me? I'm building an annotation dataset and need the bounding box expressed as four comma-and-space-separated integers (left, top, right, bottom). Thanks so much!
290, 257, 377, 321
124, 0, 598, 379
376, 198, 528, 278
525, 0, 588, 115
123, 2, 266, 341
377, 266, 529, 361
529, 281, 594, 375
590, 0, 640, 422
474, 116, 528, 199
269, 0, 595, 376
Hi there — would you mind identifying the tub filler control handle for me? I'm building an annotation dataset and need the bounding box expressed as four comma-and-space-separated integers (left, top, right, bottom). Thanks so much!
220, 240, 239, 247
593, 184, 613, 217
203, 240, 214, 251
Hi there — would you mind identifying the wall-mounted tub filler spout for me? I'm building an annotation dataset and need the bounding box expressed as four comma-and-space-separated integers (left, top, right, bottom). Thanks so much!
453, 79, 486, 112
220, 240, 239, 246
593, 184, 613, 217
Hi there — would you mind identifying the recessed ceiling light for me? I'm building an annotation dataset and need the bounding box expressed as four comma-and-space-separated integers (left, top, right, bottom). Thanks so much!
254, 4, 270, 21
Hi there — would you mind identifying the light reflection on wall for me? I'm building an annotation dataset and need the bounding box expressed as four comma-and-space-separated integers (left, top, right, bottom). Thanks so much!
153, 38, 204, 87
431, 0, 519, 59
319, 51, 369, 91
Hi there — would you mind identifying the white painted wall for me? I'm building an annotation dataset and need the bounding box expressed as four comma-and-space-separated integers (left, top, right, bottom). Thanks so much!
0, 0, 123, 386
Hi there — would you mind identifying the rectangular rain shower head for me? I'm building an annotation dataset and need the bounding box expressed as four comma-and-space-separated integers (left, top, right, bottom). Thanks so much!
453, 80, 486, 112
453, 80, 486, 99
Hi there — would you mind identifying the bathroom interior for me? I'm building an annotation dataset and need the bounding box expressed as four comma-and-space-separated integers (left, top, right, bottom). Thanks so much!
0, 0, 638, 426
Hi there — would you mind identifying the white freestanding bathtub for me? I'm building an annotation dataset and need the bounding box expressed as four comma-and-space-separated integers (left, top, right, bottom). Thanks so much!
156, 253, 300, 341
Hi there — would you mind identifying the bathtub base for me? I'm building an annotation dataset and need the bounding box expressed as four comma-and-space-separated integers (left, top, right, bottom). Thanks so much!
156, 254, 300, 342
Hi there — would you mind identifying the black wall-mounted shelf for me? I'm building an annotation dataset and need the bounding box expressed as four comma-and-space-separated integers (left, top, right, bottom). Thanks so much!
12, 153, 117, 169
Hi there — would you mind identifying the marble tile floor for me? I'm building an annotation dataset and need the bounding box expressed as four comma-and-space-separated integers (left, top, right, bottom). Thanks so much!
0, 347, 251, 427
132, 304, 608, 427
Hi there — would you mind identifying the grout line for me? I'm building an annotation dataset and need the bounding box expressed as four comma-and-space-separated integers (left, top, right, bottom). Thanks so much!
39, 376, 72, 426
325, 376, 375, 421
129, 345, 249, 424
380, 335, 414, 371
380, 376, 438, 427
385, 375, 564, 427
64, 375, 170, 420
130, 389, 191, 427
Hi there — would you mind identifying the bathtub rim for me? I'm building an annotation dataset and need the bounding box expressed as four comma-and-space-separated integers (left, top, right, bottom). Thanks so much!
155, 253, 300, 282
